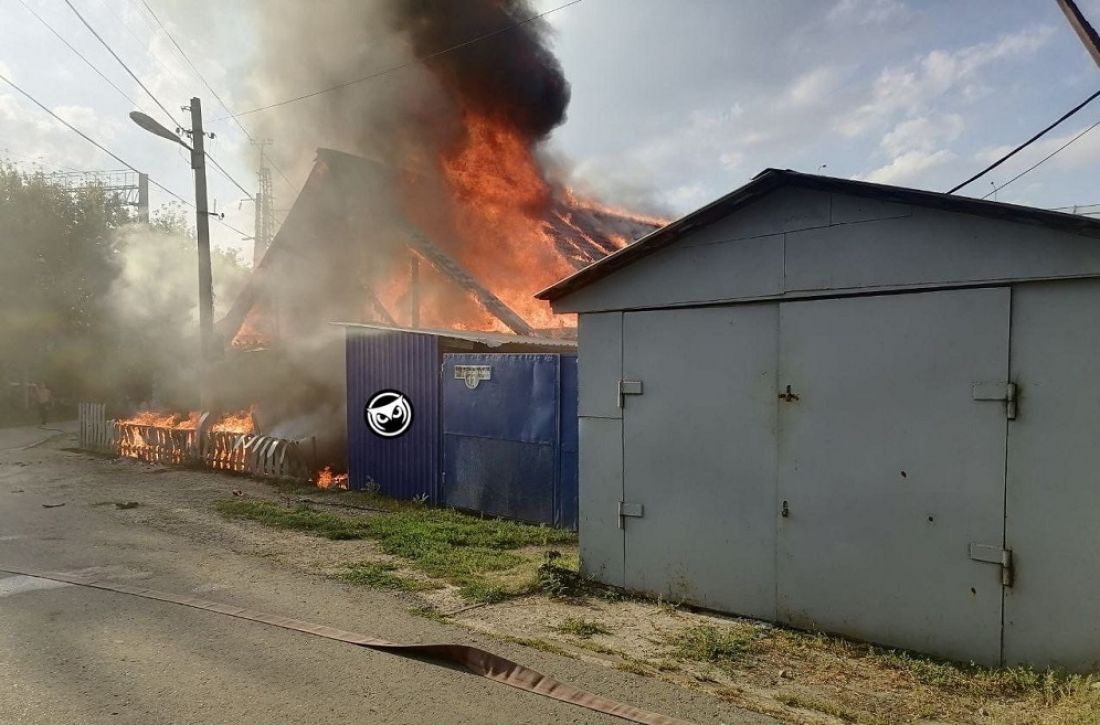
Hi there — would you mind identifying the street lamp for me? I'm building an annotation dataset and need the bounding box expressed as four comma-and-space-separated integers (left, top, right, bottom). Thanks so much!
130, 100, 216, 411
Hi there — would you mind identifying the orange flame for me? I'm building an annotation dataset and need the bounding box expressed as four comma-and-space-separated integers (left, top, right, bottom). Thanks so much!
314, 466, 349, 490
118, 410, 200, 429
380, 110, 665, 334
211, 406, 256, 434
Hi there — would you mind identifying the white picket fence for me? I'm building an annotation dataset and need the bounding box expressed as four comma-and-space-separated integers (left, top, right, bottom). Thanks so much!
78, 402, 115, 452
77, 402, 310, 481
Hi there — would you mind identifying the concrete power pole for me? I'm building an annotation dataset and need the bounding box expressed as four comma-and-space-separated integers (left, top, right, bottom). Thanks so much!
189, 97, 216, 409
137, 172, 149, 224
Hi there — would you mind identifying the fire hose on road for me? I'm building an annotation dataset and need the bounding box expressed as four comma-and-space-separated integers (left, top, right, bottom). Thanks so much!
0, 566, 693, 725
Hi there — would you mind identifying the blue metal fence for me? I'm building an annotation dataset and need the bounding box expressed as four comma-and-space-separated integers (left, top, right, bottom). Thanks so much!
343, 324, 578, 528
345, 328, 440, 501
441, 353, 578, 529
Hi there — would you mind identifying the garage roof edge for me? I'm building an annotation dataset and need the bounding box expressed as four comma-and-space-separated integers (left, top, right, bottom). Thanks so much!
535, 169, 1100, 302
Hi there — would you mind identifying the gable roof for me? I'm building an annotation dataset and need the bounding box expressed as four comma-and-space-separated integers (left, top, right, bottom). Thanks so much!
535, 168, 1100, 302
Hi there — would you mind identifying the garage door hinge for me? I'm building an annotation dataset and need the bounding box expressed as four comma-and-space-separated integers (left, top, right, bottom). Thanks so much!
617, 380, 643, 408
969, 543, 1014, 587
618, 500, 644, 529
972, 382, 1017, 420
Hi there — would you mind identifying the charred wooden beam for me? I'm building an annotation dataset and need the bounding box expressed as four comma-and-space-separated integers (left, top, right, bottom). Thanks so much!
406, 231, 535, 337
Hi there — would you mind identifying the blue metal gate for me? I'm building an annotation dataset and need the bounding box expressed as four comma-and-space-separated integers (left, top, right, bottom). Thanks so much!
442, 353, 577, 529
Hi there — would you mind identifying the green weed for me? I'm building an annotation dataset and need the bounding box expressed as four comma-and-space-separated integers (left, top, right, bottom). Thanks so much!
339, 562, 429, 591
553, 617, 611, 638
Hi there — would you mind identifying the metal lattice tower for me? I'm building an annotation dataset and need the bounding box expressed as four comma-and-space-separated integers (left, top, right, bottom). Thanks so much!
48, 169, 149, 222
251, 140, 275, 265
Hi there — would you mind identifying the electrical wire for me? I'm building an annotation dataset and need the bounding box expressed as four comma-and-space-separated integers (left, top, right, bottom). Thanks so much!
61, 0, 255, 201
16, 0, 143, 111
92, 0, 194, 91
948, 87, 1100, 194
981, 116, 1100, 199
135, 0, 295, 192
213, 0, 584, 121
0, 72, 251, 239
61, 0, 181, 128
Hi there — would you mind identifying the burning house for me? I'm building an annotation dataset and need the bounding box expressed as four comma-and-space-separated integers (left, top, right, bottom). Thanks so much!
92, 0, 665, 489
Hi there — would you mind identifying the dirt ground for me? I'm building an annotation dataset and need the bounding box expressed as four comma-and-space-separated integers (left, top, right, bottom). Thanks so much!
23, 432, 1100, 725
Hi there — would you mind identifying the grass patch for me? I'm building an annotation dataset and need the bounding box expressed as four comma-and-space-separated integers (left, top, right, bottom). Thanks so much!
215, 498, 577, 603
215, 500, 370, 539
777, 693, 887, 725
536, 551, 616, 600
875, 648, 1099, 704
574, 640, 618, 656
408, 606, 448, 622
615, 659, 652, 676
339, 562, 430, 591
553, 617, 611, 639
500, 635, 572, 657
668, 624, 755, 668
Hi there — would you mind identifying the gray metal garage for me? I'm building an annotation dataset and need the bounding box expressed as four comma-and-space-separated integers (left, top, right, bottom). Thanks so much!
537, 169, 1100, 671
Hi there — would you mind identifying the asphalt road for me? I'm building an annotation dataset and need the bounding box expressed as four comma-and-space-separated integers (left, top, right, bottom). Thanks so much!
0, 425, 777, 725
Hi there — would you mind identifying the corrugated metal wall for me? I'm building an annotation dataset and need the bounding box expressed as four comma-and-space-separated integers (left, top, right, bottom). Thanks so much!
441, 353, 579, 529
345, 328, 440, 501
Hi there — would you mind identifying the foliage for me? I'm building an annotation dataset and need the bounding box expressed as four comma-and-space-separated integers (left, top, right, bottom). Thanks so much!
553, 617, 611, 638
667, 624, 756, 667
339, 561, 430, 590
0, 163, 129, 407
0, 162, 250, 411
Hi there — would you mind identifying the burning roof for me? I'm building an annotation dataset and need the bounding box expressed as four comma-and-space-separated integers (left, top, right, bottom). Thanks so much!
220, 149, 663, 349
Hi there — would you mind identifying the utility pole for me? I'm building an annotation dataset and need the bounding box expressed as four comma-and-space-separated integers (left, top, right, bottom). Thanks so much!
188, 97, 216, 409
1057, 0, 1100, 68
129, 101, 218, 410
137, 172, 149, 223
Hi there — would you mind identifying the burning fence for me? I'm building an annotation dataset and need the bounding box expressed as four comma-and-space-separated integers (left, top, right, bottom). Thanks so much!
78, 402, 326, 484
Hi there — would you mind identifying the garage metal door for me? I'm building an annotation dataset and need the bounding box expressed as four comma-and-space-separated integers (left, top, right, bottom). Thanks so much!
776, 287, 1011, 664
621, 305, 778, 618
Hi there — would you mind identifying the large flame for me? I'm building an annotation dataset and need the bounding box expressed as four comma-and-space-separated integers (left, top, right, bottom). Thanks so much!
385, 110, 665, 333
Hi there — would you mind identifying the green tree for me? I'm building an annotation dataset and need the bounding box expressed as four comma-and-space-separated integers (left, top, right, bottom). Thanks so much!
0, 162, 251, 417
0, 163, 130, 416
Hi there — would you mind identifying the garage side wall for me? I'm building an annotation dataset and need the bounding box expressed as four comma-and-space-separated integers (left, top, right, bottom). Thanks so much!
576, 312, 624, 586
553, 189, 1100, 313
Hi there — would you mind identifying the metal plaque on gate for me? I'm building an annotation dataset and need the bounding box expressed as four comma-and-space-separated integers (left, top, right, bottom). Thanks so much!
454, 365, 492, 390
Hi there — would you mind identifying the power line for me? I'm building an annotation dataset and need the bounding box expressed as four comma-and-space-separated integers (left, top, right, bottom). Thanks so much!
213, 0, 584, 121
135, 0, 295, 193
16, 0, 143, 111
203, 150, 253, 198
947, 87, 1100, 194
92, 0, 194, 91
0, 71, 251, 239
1050, 202, 1100, 211
981, 116, 1100, 199
62, 0, 181, 128
59, 0, 256, 202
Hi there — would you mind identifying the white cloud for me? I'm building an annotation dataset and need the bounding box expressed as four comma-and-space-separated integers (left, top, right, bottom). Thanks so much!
828, 0, 910, 26
784, 67, 844, 109
837, 26, 1053, 137
880, 113, 965, 156
859, 148, 956, 185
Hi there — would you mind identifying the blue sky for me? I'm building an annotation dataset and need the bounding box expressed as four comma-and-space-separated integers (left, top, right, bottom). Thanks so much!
4, 0, 1100, 259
